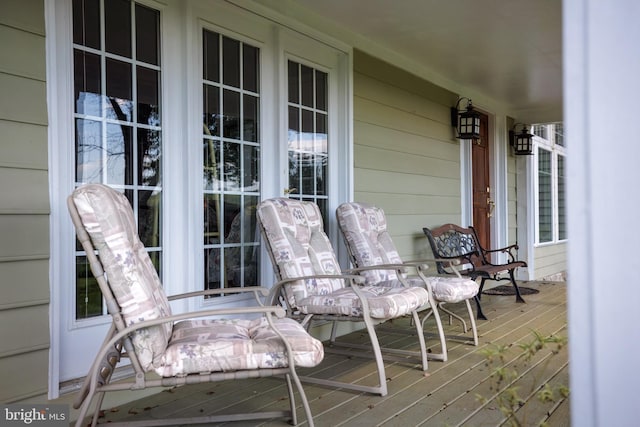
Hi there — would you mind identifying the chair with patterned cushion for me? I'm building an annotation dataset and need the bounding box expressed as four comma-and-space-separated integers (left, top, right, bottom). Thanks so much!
68, 184, 323, 427
257, 198, 430, 397
336, 202, 479, 362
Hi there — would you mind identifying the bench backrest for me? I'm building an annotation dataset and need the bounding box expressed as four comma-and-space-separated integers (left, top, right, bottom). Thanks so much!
423, 223, 484, 273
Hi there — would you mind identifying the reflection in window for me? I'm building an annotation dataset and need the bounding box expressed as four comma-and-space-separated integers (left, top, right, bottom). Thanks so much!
287, 60, 329, 225
202, 29, 261, 294
72, 0, 162, 320
538, 148, 552, 243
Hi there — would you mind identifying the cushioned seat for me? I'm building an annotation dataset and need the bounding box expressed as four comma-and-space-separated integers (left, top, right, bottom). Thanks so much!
68, 184, 322, 427
257, 197, 430, 397
336, 202, 480, 362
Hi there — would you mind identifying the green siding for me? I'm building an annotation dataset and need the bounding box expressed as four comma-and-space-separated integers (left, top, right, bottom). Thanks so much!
353, 51, 459, 260
0, 0, 49, 403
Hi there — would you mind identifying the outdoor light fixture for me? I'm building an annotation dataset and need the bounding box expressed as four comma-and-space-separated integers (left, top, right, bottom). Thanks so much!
509, 123, 534, 155
451, 97, 481, 140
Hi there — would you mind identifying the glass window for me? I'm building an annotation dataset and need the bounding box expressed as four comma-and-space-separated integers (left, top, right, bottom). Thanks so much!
538, 148, 553, 243
535, 123, 567, 244
287, 61, 329, 225
72, 0, 162, 319
202, 29, 260, 294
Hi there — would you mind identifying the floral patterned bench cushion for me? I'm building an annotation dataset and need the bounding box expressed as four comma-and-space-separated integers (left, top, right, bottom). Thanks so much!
415, 276, 478, 303
72, 184, 172, 371
157, 317, 324, 377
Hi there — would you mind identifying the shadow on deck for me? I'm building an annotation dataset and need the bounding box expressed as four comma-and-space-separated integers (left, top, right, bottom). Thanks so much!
83, 281, 569, 427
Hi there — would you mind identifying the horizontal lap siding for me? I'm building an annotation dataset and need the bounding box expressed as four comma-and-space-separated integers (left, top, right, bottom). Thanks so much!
0, 0, 50, 402
534, 242, 568, 280
353, 52, 460, 260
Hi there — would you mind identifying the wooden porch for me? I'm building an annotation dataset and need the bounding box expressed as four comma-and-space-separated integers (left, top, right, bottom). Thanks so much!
88, 281, 568, 427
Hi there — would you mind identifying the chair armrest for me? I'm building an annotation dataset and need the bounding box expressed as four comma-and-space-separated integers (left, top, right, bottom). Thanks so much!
482, 244, 519, 262
268, 274, 366, 306
167, 287, 269, 305
345, 263, 409, 276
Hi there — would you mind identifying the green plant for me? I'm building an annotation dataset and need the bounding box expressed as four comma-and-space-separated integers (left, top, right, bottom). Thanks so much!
476, 331, 569, 427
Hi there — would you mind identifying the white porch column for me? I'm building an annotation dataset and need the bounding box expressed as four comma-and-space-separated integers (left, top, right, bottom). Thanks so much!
565, 1, 640, 426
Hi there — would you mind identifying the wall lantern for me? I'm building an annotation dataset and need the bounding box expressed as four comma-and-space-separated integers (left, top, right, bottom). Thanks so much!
509, 123, 534, 155
451, 97, 481, 140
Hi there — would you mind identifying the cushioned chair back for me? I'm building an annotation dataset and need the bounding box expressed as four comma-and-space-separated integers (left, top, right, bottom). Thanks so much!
336, 202, 404, 283
257, 198, 344, 310
71, 184, 172, 371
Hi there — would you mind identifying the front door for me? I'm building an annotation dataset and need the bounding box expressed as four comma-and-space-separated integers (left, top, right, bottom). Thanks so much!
472, 112, 492, 250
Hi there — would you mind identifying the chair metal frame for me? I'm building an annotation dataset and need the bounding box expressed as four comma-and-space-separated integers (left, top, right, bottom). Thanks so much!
68, 186, 317, 427
257, 198, 429, 397
336, 202, 479, 362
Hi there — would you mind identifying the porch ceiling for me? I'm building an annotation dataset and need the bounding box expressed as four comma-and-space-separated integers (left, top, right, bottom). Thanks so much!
260, 0, 563, 124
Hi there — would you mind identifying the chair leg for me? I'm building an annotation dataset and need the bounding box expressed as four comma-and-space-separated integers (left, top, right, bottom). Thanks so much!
464, 299, 479, 346
420, 301, 447, 362
509, 270, 526, 303
284, 374, 298, 426
474, 294, 488, 320
288, 370, 315, 427
438, 302, 468, 332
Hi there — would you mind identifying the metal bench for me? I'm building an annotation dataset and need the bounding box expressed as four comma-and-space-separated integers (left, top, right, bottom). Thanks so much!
423, 223, 527, 320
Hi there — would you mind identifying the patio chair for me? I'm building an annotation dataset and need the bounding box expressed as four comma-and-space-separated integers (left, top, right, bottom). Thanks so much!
336, 202, 479, 362
256, 198, 430, 397
68, 184, 323, 427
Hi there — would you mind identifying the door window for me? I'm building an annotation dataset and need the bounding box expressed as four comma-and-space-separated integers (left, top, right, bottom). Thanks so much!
286, 60, 329, 222
73, 0, 162, 319
202, 30, 260, 293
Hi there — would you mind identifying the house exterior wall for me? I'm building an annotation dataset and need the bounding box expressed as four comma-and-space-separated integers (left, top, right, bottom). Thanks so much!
0, 0, 50, 403
352, 51, 461, 261
534, 243, 567, 281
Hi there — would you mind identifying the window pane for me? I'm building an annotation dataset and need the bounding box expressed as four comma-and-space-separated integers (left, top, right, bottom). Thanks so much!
106, 123, 133, 186
75, 119, 102, 183
288, 61, 299, 103
135, 4, 159, 65
316, 70, 327, 111
538, 148, 552, 242
203, 85, 220, 136
76, 256, 102, 319
223, 89, 240, 139
204, 248, 221, 290
74, 50, 101, 117
203, 138, 220, 191
138, 128, 161, 186
243, 145, 259, 191
558, 155, 566, 240
204, 194, 221, 244
243, 44, 259, 92
243, 94, 259, 142
203, 30, 220, 82
222, 36, 240, 88
137, 66, 160, 125
223, 141, 241, 190
301, 64, 313, 107
105, 59, 133, 121
73, 0, 100, 49
138, 189, 161, 247
105, 0, 131, 57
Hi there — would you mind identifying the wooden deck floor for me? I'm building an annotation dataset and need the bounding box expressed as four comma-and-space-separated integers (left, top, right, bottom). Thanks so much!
89, 281, 569, 427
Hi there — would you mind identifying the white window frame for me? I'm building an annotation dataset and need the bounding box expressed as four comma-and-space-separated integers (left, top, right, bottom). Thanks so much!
533, 124, 567, 246
47, 0, 352, 397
